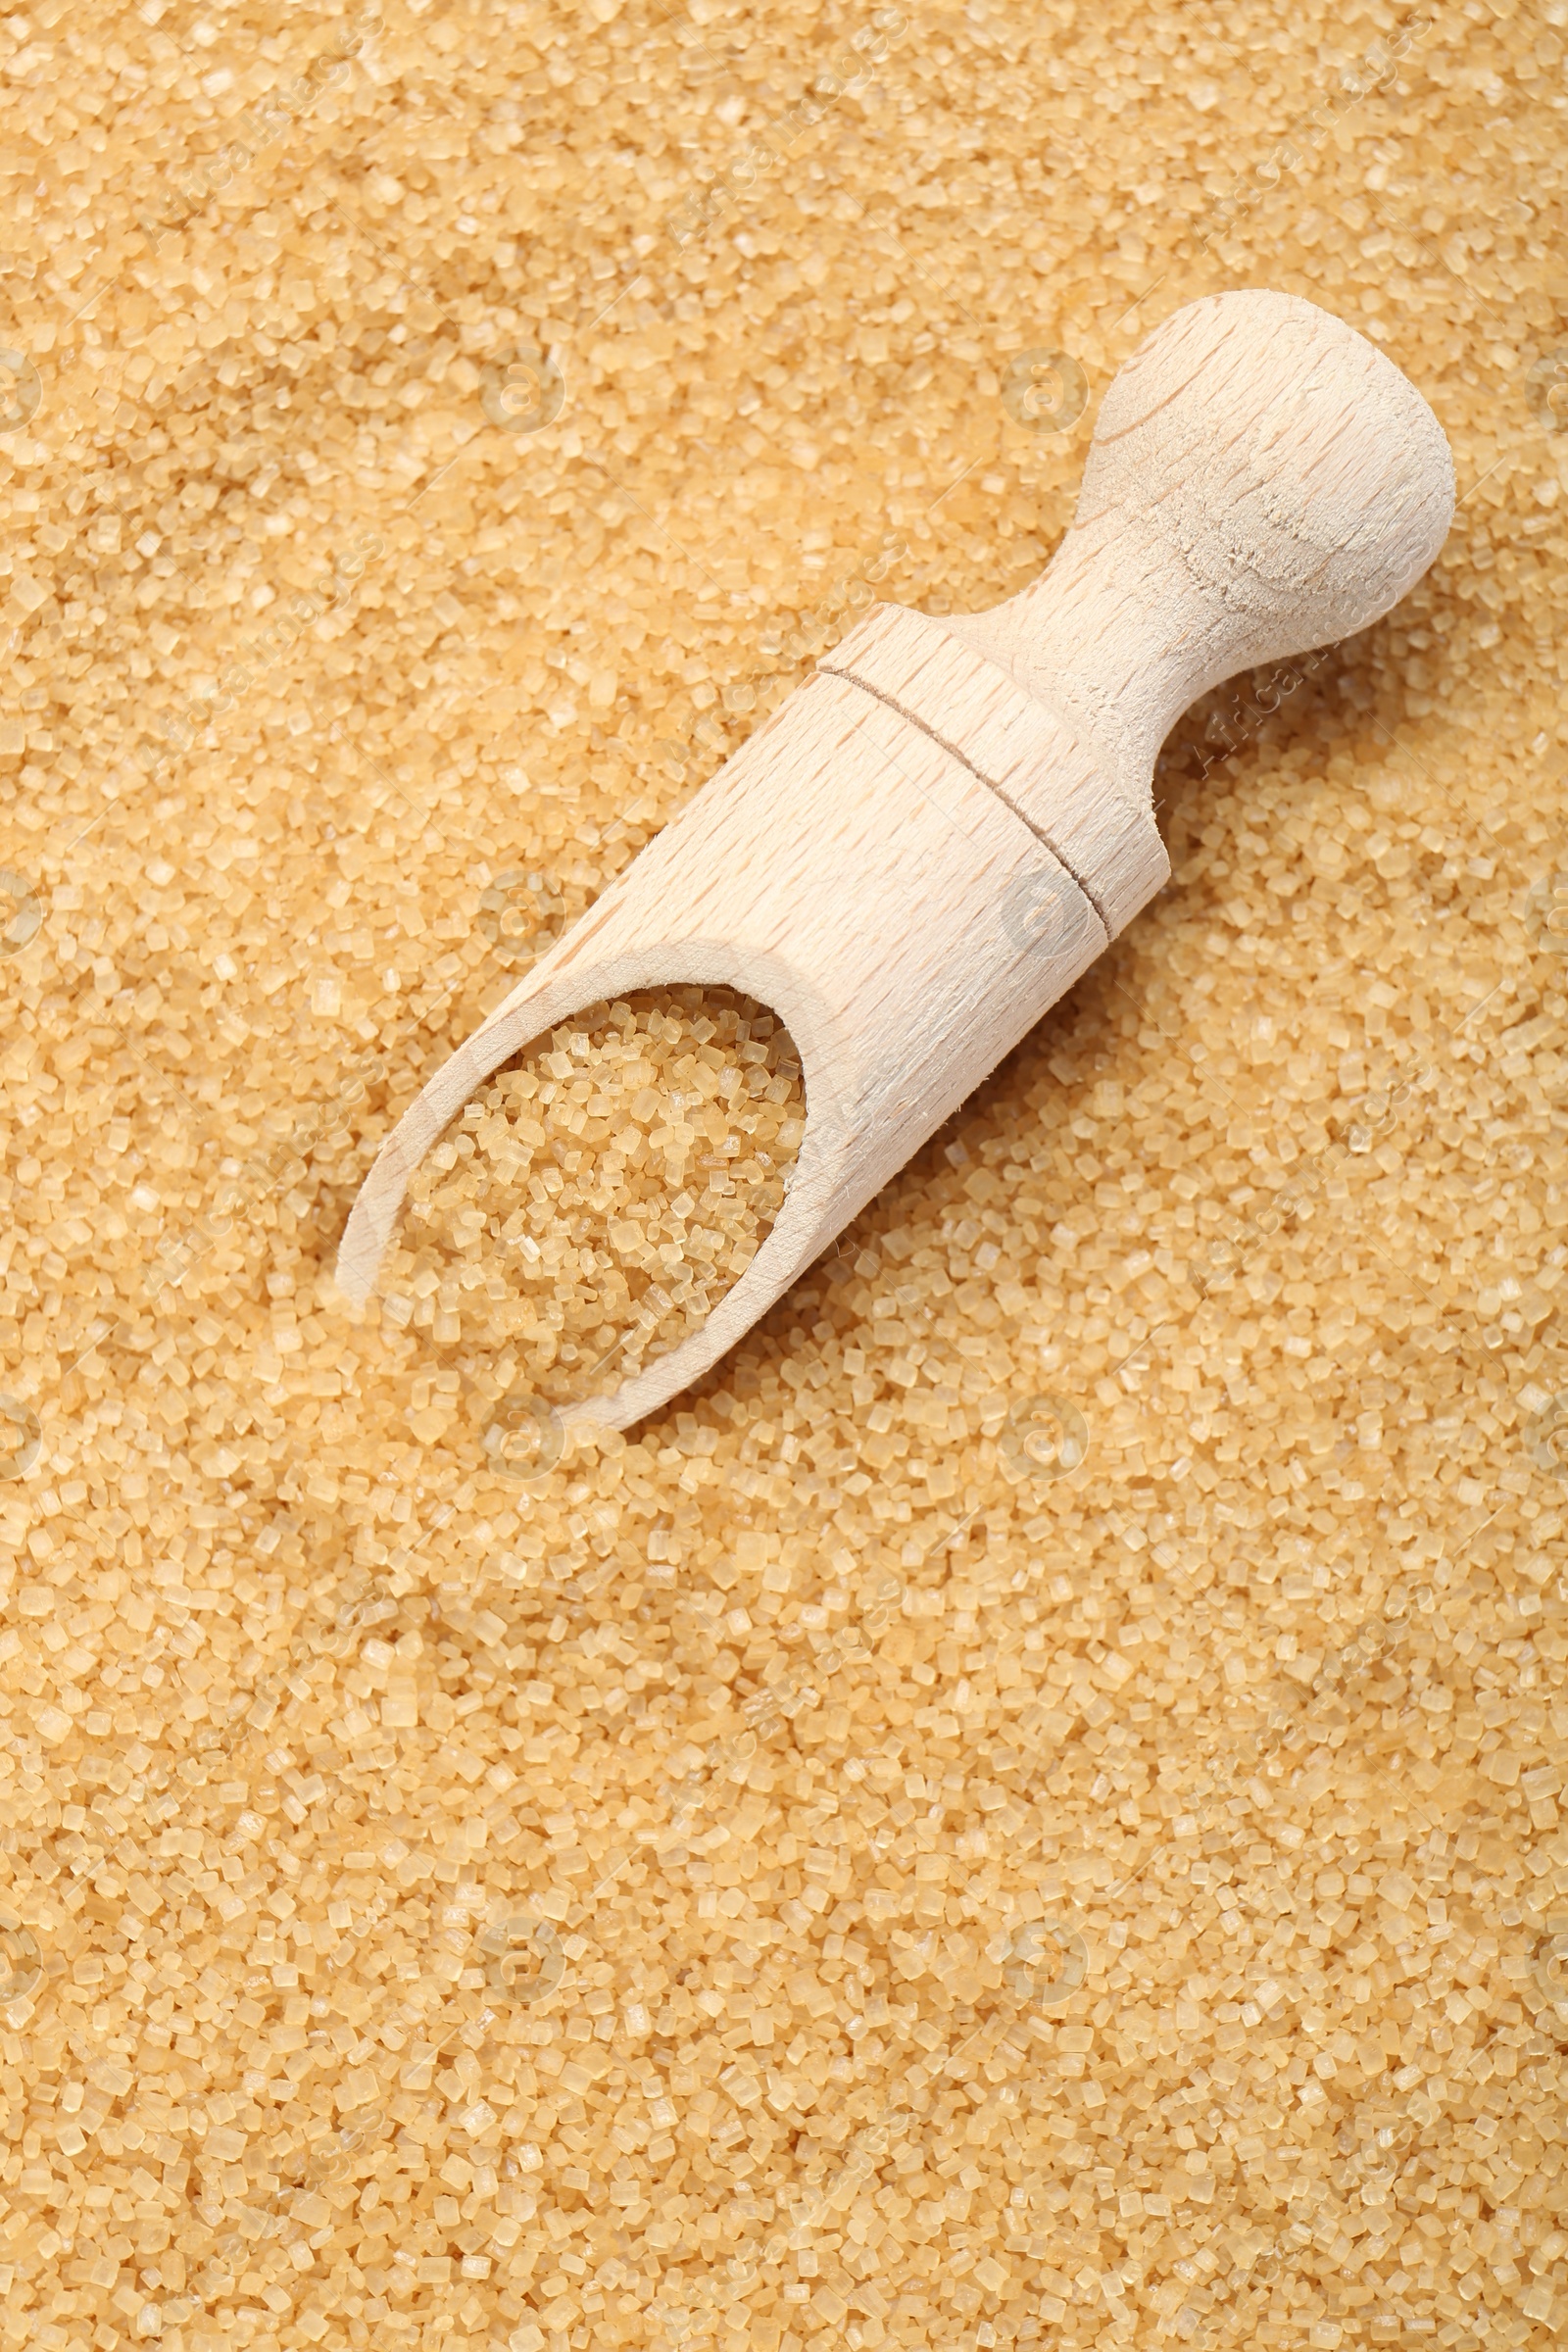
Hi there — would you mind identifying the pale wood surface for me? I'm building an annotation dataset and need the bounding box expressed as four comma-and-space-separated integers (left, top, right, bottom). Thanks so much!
820, 604, 1165, 939
337, 290, 1454, 1432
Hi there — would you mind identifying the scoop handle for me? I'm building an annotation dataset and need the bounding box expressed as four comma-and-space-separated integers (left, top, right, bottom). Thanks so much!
947, 290, 1455, 797
336, 293, 1454, 1434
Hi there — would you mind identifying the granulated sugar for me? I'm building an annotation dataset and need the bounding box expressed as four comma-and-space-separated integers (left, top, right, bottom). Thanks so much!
0, 2, 1565, 2351
395, 991, 804, 1398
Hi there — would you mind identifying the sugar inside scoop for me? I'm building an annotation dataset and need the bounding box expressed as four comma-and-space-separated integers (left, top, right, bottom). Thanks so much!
384, 989, 807, 1402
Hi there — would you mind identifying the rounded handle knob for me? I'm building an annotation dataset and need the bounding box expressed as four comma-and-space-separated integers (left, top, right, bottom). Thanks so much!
955, 291, 1454, 791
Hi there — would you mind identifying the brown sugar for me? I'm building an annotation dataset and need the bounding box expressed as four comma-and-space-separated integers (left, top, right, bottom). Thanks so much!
0, 1, 1564, 2349
395, 990, 805, 1402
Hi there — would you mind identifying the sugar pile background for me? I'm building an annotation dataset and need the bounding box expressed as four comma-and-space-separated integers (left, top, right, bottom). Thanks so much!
1, 3, 1567, 2352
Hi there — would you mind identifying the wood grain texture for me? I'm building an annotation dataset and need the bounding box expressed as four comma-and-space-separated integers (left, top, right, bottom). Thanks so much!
337, 290, 1454, 1431
820, 604, 1165, 939
947, 289, 1455, 798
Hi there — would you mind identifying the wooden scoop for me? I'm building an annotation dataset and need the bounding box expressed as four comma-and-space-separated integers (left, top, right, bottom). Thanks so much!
336, 290, 1453, 1433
